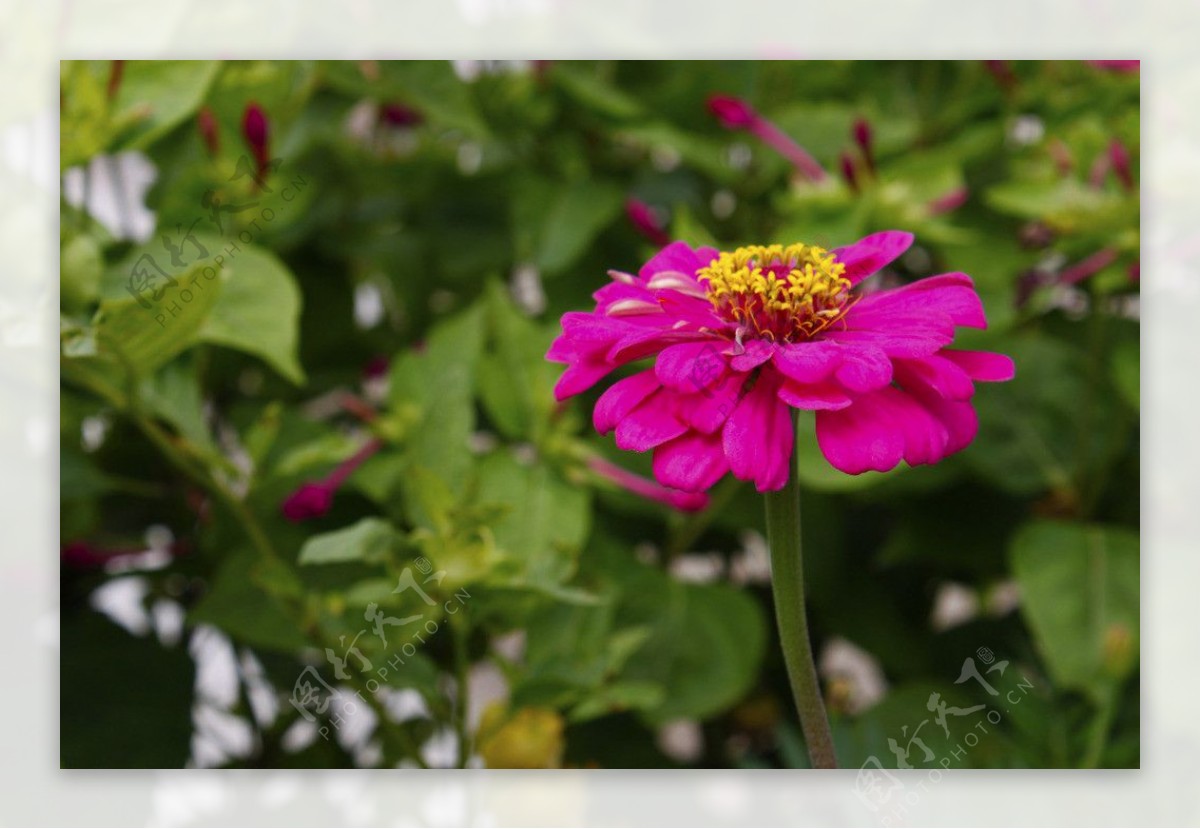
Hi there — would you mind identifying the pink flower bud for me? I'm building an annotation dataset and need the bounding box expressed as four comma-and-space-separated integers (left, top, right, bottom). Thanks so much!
242, 101, 270, 172
1109, 139, 1134, 191
707, 95, 759, 129
839, 152, 859, 192
625, 198, 670, 247
197, 106, 219, 157
281, 483, 334, 522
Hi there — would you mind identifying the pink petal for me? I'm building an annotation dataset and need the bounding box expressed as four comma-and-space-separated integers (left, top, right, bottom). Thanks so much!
679, 370, 746, 433
777, 379, 853, 410
821, 313, 956, 358
894, 355, 975, 401
771, 340, 843, 383
815, 387, 949, 473
942, 350, 1015, 382
833, 345, 894, 393
615, 392, 689, 451
653, 430, 730, 492
852, 273, 987, 329
832, 231, 914, 285
654, 289, 728, 329
722, 373, 794, 491
594, 369, 661, 434
729, 339, 775, 372
655, 341, 727, 392
637, 241, 719, 281
553, 357, 616, 400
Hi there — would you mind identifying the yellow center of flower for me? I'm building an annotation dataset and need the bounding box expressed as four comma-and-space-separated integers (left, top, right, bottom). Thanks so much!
698, 243, 854, 341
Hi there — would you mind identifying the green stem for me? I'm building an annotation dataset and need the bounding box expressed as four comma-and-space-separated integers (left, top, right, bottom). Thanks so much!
764, 463, 838, 769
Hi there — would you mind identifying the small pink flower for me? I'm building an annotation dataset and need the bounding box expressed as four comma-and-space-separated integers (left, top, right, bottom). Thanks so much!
281, 482, 335, 522
197, 106, 220, 157
928, 187, 969, 216
625, 198, 670, 247
707, 94, 828, 183
281, 439, 383, 522
242, 101, 270, 177
547, 234, 1013, 491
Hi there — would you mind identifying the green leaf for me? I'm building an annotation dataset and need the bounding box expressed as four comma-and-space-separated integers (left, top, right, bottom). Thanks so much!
195, 237, 306, 385
1011, 520, 1139, 698
92, 258, 224, 377
533, 181, 624, 276
298, 517, 401, 566
621, 579, 767, 725
476, 449, 591, 588
477, 282, 558, 440
970, 335, 1125, 496
112, 61, 221, 151
389, 304, 484, 493
1111, 338, 1139, 409
139, 356, 216, 453
189, 550, 309, 653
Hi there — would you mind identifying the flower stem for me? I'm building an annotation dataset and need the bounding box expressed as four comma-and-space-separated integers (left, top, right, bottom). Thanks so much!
764, 467, 838, 769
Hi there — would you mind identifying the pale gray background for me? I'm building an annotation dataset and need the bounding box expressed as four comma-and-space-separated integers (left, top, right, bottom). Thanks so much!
4, 0, 1190, 825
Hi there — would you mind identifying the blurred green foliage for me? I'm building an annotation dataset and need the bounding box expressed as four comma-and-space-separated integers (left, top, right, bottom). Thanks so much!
59, 60, 1138, 770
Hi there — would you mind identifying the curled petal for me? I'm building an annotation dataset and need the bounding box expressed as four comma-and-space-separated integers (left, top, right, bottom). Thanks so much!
894, 355, 975, 401
832, 231, 914, 285
638, 241, 719, 281
942, 350, 1016, 382
594, 369, 661, 434
615, 392, 689, 451
653, 430, 730, 493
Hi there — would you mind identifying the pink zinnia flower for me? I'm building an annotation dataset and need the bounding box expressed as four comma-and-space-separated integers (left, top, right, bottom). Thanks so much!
547, 233, 1014, 491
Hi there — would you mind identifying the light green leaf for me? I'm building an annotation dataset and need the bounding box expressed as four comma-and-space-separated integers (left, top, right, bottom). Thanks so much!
298, 517, 401, 566
534, 181, 624, 276
113, 61, 221, 150
196, 237, 306, 385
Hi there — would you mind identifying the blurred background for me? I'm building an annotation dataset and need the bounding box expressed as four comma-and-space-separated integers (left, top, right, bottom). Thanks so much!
59, 60, 1139, 770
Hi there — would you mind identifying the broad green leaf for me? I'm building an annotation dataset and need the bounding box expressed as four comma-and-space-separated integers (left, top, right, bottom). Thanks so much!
970, 335, 1126, 496
189, 550, 309, 652
389, 304, 484, 493
93, 258, 223, 377
476, 449, 591, 588
112, 61, 221, 151
139, 356, 216, 453
620, 578, 766, 725
534, 181, 624, 276
298, 517, 401, 566
1011, 520, 1139, 698
195, 237, 306, 385
477, 282, 558, 440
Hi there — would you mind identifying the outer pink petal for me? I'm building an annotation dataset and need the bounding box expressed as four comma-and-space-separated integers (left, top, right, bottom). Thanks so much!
594, 369, 661, 434
653, 430, 730, 492
614, 392, 689, 451
777, 379, 853, 410
655, 341, 727, 392
894, 355, 975, 401
816, 387, 951, 473
722, 373, 794, 491
851, 273, 987, 329
942, 350, 1015, 382
832, 231, 914, 285
637, 241, 719, 281
553, 358, 616, 401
